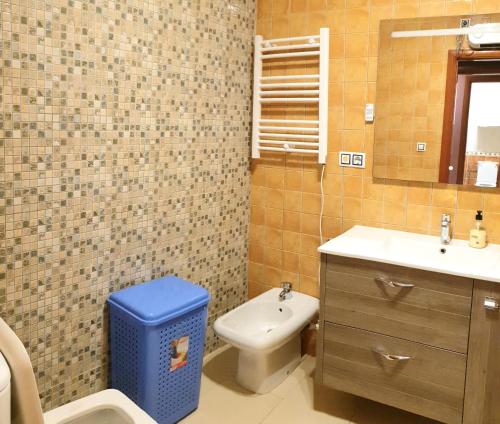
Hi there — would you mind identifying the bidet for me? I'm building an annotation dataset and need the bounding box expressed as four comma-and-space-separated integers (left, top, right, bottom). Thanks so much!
214, 288, 318, 393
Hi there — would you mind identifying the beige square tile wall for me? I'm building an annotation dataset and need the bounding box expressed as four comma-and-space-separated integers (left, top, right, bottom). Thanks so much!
0, 0, 254, 409
250, 0, 500, 300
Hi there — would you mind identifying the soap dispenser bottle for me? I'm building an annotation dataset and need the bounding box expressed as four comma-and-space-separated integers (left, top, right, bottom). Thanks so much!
469, 210, 487, 249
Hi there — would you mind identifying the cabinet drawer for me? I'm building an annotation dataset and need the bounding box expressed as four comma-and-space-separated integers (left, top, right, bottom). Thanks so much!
324, 255, 473, 353
321, 323, 466, 424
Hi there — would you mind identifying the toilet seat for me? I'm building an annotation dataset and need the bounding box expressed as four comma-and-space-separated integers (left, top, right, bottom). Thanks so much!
43, 389, 156, 424
1, 316, 156, 424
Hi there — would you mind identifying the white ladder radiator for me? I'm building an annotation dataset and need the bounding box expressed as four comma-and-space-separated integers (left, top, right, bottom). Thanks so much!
251, 28, 329, 164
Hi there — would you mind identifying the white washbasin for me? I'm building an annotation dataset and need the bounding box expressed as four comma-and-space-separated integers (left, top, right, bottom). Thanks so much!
319, 225, 500, 283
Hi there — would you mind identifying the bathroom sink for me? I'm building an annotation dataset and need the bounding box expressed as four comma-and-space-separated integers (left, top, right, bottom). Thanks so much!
319, 225, 500, 283
386, 236, 500, 267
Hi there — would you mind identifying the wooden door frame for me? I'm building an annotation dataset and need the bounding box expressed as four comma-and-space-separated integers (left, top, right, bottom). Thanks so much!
439, 50, 500, 184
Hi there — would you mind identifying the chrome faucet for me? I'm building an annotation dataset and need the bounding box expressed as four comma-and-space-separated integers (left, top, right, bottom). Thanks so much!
279, 282, 292, 301
440, 213, 452, 245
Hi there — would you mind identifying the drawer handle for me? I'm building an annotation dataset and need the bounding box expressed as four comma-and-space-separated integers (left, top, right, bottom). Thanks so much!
375, 276, 415, 289
373, 348, 412, 362
484, 297, 499, 311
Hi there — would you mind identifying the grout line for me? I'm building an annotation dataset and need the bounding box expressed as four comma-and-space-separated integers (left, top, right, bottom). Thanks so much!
259, 395, 286, 424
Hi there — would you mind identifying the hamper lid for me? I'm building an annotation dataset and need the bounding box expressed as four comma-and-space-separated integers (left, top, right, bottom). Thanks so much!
108, 276, 210, 325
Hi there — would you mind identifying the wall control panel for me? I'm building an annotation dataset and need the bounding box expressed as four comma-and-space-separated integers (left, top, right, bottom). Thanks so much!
417, 142, 426, 152
365, 104, 375, 123
339, 151, 366, 168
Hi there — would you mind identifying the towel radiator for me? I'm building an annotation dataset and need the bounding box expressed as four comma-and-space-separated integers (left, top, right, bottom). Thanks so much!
252, 28, 329, 164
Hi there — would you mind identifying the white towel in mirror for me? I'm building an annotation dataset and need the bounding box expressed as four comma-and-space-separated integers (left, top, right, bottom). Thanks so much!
476, 160, 499, 188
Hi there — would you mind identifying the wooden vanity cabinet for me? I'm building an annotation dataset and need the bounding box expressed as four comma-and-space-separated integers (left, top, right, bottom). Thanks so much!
463, 280, 500, 424
316, 254, 500, 424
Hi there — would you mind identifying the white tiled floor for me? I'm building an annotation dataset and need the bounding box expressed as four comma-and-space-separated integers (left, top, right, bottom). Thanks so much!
181, 345, 438, 424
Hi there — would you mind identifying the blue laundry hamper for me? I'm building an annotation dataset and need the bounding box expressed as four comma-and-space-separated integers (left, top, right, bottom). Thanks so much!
108, 276, 210, 424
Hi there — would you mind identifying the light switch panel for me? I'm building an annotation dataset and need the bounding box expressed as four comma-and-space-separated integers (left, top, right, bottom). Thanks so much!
417, 142, 426, 152
339, 152, 366, 168
340, 152, 351, 166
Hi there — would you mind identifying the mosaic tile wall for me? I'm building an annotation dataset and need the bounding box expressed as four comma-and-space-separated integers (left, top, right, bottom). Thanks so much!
250, 0, 500, 300
0, 0, 254, 409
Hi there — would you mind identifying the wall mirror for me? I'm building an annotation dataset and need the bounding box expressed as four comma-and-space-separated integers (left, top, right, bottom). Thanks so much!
373, 14, 500, 189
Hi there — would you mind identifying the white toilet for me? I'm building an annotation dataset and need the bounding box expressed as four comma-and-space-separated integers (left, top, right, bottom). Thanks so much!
0, 319, 156, 424
0, 354, 11, 424
0, 353, 156, 424
214, 287, 319, 394
42, 389, 157, 424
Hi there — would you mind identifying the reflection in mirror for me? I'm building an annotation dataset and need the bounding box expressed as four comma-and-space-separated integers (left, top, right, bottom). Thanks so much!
373, 17, 458, 183
463, 83, 500, 186
373, 14, 500, 189
440, 53, 500, 187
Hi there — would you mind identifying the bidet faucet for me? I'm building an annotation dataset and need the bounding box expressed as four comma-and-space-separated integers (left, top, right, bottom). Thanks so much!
279, 282, 292, 301
440, 213, 452, 245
